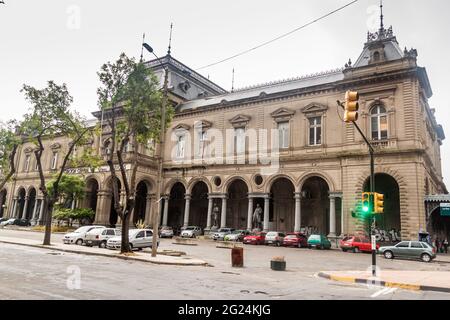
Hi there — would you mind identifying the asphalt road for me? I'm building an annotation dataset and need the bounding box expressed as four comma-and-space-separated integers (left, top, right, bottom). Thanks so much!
1, 229, 450, 300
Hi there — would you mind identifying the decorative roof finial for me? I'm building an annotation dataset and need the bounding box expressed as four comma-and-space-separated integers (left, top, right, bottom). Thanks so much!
380, 0, 384, 31
167, 23, 173, 56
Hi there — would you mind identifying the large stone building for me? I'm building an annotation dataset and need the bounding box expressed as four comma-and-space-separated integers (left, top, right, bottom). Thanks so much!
1, 16, 447, 242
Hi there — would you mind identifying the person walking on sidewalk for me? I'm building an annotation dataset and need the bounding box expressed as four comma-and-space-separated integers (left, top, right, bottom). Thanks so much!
444, 239, 449, 254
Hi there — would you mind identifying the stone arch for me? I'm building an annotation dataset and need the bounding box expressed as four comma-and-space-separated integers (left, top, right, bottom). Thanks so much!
269, 177, 296, 232
25, 188, 37, 220
85, 177, 100, 219
223, 176, 251, 194
167, 182, 186, 232
16, 186, 26, 197
187, 177, 212, 194
264, 174, 296, 194
189, 181, 209, 228
300, 175, 331, 235
356, 169, 405, 241
15, 187, 26, 219
164, 178, 188, 195
226, 179, 249, 229
298, 171, 335, 193
136, 178, 154, 193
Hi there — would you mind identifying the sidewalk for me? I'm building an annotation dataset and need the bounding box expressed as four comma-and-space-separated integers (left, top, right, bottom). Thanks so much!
318, 270, 450, 293
0, 236, 209, 267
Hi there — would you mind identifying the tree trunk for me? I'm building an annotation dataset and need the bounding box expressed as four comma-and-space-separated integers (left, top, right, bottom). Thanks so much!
120, 211, 131, 253
43, 199, 53, 245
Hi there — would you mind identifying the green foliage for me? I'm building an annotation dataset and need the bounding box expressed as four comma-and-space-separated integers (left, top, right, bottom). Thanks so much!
47, 174, 86, 200
53, 208, 95, 224
96, 53, 170, 151
0, 121, 20, 178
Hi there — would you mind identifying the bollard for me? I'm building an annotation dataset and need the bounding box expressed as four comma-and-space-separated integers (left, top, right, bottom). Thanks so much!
231, 247, 244, 268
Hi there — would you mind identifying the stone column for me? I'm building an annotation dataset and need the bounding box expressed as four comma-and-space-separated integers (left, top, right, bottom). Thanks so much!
263, 195, 270, 232
206, 196, 213, 230
11, 198, 17, 218
38, 199, 45, 225
220, 195, 227, 228
31, 198, 39, 224
294, 192, 302, 232
94, 191, 108, 225
340, 195, 345, 237
247, 197, 254, 231
144, 194, 154, 226
162, 196, 169, 227
183, 194, 192, 227
21, 196, 29, 220
329, 194, 336, 237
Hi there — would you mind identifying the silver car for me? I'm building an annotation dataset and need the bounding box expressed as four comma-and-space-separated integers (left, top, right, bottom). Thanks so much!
85, 228, 121, 248
212, 228, 235, 241
107, 229, 159, 251
180, 226, 202, 238
379, 241, 436, 262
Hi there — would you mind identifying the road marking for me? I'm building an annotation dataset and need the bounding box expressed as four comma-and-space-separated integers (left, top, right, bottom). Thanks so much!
371, 287, 397, 298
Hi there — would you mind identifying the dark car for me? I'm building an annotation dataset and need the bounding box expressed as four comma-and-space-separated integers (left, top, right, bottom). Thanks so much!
11, 219, 31, 227
283, 233, 308, 248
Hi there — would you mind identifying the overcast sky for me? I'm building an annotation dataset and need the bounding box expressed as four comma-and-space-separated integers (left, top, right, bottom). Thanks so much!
1, 0, 449, 183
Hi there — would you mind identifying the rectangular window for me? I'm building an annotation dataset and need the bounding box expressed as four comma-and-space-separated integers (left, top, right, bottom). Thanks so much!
278, 122, 290, 149
51, 152, 58, 170
380, 115, 388, 140
371, 116, 379, 140
235, 128, 245, 154
309, 117, 322, 146
176, 135, 186, 159
372, 115, 388, 140
24, 155, 31, 172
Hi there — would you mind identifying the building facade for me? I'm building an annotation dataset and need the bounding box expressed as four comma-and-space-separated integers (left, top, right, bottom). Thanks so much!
1, 20, 447, 242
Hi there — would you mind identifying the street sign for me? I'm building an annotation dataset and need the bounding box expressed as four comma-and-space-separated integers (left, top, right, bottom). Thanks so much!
440, 203, 450, 217
371, 235, 377, 251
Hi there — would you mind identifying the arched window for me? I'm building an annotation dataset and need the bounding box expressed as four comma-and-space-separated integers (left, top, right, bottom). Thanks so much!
370, 105, 388, 141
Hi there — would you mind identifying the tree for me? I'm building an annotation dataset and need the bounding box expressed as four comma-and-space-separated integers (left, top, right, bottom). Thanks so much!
21, 81, 93, 245
0, 121, 21, 191
97, 53, 169, 253
47, 174, 86, 208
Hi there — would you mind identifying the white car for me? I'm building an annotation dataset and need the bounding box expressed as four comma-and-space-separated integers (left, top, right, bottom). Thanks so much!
180, 226, 202, 238
107, 229, 160, 251
265, 231, 286, 246
85, 228, 121, 248
0, 218, 15, 227
212, 228, 235, 241
63, 226, 106, 245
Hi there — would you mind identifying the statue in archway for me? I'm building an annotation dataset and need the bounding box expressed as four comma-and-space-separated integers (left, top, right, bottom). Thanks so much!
252, 203, 263, 230
212, 203, 220, 229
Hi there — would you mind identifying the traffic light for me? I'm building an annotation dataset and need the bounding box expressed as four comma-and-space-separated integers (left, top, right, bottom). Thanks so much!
362, 192, 373, 214
374, 193, 384, 214
344, 90, 360, 123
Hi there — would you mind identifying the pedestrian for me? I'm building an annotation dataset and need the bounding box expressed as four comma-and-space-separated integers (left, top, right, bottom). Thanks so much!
443, 239, 449, 254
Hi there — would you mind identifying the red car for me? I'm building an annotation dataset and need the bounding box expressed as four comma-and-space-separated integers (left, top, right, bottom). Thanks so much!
283, 233, 308, 248
243, 232, 266, 245
340, 236, 380, 253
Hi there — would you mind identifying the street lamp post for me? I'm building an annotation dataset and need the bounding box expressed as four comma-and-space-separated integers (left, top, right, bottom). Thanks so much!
142, 43, 170, 257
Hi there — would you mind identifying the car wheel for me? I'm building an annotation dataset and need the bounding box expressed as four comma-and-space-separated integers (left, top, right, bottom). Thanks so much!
99, 241, 107, 249
276, 241, 281, 247
342, 248, 347, 252
353, 247, 360, 254
129, 244, 134, 251
384, 250, 394, 260
421, 253, 432, 263
75, 239, 83, 246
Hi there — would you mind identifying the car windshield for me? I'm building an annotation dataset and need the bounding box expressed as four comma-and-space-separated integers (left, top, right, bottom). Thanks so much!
129, 229, 142, 237
285, 235, 297, 239
185, 227, 196, 230
73, 226, 92, 233
342, 237, 353, 242
309, 235, 321, 241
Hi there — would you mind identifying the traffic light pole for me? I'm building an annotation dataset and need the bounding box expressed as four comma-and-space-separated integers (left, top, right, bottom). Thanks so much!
338, 100, 377, 276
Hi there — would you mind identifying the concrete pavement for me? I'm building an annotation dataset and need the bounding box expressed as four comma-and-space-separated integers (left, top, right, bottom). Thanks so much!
0, 235, 209, 267
318, 270, 450, 293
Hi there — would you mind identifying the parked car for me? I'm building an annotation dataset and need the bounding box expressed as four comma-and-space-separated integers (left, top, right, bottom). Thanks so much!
0, 217, 8, 224
243, 232, 266, 245
224, 230, 250, 242
0, 218, 15, 226
265, 231, 286, 246
307, 234, 332, 250
85, 228, 121, 248
180, 226, 203, 238
160, 226, 174, 238
283, 233, 308, 248
379, 241, 436, 263
340, 236, 379, 253
211, 228, 235, 241
0, 218, 31, 227
63, 226, 106, 245
107, 229, 159, 251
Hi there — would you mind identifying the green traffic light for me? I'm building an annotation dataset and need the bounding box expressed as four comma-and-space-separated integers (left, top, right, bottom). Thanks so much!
362, 206, 369, 213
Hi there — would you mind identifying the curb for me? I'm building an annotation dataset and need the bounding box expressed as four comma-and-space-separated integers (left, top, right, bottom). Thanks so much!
0, 239, 209, 267
317, 271, 450, 294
